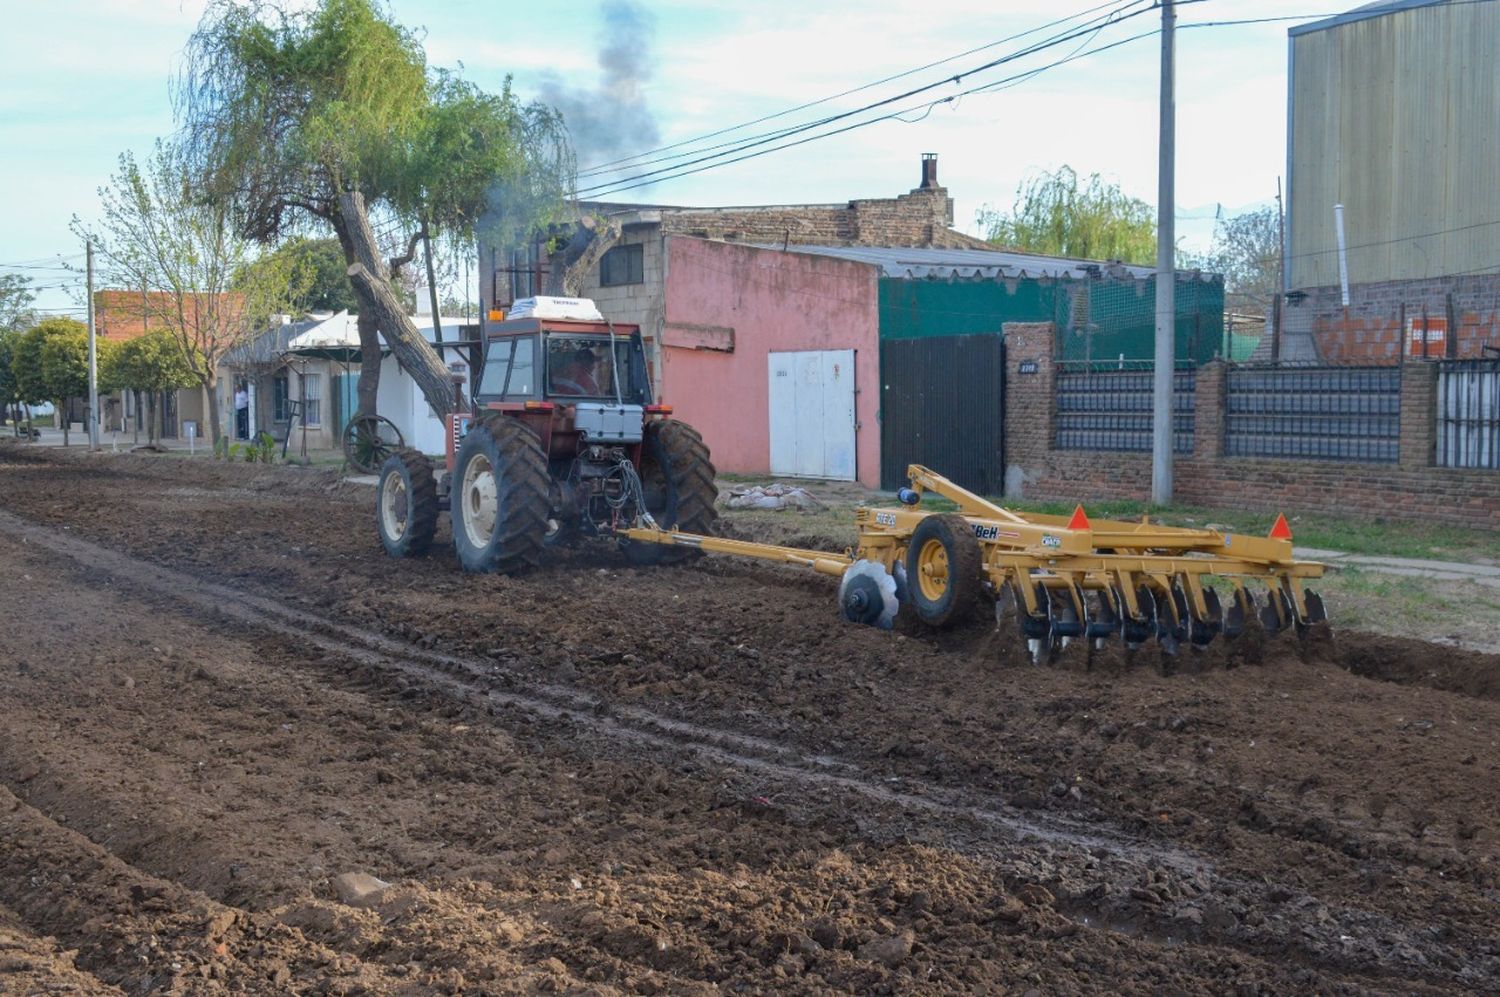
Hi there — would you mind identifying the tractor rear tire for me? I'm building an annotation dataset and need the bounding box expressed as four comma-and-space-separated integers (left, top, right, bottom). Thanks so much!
376, 448, 438, 558
904, 513, 983, 628
451, 413, 549, 574
626, 419, 719, 566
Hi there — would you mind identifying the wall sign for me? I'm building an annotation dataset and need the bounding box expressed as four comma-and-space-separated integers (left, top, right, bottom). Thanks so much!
1017, 360, 1039, 375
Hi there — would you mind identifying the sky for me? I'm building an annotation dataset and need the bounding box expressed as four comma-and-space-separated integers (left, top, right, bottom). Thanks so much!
0, 0, 1332, 317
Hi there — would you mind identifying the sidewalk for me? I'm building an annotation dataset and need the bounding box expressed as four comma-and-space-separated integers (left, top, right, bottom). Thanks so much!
10, 426, 347, 464
14, 426, 208, 453
1296, 547, 1500, 589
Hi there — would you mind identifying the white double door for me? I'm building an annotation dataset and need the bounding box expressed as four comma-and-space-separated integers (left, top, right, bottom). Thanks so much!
767, 349, 856, 481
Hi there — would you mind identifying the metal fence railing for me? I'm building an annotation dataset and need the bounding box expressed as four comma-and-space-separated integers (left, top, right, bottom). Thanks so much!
1225, 364, 1401, 463
1437, 358, 1500, 469
1054, 362, 1196, 454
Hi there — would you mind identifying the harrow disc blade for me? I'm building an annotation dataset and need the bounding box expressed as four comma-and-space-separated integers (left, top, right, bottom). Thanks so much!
1303, 589, 1329, 626
1189, 586, 1223, 648
1259, 588, 1293, 635
1159, 587, 1189, 656
838, 561, 899, 630
1295, 588, 1331, 640
1019, 583, 1052, 641
1086, 589, 1122, 645
1048, 588, 1085, 640
1122, 585, 1156, 649
1223, 588, 1253, 640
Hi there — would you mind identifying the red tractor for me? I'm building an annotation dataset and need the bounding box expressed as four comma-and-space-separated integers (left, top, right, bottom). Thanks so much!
374, 306, 717, 572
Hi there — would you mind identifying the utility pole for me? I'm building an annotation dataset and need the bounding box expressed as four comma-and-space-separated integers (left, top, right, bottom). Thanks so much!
1151, 0, 1176, 505
86, 239, 100, 451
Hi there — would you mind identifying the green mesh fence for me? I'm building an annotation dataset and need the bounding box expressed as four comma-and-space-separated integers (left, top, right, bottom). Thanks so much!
877, 273, 1225, 366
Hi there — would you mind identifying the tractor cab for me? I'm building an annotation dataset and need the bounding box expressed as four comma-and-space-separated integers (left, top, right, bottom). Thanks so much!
457, 305, 661, 471
476, 323, 652, 407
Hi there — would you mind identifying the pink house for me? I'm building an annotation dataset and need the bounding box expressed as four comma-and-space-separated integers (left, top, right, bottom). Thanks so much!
659, 238, 881, 487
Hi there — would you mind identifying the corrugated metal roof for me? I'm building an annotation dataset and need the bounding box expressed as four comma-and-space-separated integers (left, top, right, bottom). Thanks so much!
755, 243, 1205, 282
1290, 0, 1450, 38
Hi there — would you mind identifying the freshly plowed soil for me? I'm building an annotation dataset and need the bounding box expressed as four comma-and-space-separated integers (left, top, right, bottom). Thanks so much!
2, 444, 1499, 994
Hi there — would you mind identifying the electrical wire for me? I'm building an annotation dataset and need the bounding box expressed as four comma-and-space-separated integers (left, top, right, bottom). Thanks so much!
574, 0, 1160, 199
576, 0, 1152, 179
577, 0, 1500, 202
574, 1, 1152, 196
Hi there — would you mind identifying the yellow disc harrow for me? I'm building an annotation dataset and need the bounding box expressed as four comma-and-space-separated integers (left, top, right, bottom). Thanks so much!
623, 464, 1327, 661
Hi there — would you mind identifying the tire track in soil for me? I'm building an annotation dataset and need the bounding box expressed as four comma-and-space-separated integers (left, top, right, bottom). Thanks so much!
0, 506, 1192, 863
1, 506, 1495, 992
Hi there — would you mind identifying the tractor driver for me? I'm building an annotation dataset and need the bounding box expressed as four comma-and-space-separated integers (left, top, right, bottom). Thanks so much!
551, 346, 602, 396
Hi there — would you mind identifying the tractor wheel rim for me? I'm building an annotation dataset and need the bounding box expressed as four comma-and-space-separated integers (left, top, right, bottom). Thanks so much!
916, 538, 949, 601
380, 472, 408, 538
461, 452, 498, 549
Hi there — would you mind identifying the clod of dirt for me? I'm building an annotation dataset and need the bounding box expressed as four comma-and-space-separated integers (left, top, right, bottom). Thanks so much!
1018, 883, 1055, 908
331, 872, 392, 907
858, 928, 914, 966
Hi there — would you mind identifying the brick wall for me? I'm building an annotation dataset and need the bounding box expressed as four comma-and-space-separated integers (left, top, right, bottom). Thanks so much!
1283, 272, 1500, 361
658, 187, 986, 250
1004, 322, 1500, 531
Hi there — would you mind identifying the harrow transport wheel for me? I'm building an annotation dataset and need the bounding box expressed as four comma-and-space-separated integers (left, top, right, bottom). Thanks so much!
376, 448, 438, 558
905, 513, 982, 628
626, 419, 719, 566
452, 414, 549, 574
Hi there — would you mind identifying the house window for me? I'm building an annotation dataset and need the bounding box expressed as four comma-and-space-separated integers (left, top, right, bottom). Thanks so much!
273, 372, 291, 422
600, 244, 644, 287
302, 372, 322, 426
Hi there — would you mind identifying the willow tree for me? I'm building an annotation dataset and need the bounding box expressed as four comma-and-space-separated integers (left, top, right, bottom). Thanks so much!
978, 166, 1157, 265
177, 0, 574, 419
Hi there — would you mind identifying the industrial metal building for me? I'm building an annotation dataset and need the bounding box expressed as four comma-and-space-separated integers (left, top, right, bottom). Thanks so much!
1283, 0, 1500, 360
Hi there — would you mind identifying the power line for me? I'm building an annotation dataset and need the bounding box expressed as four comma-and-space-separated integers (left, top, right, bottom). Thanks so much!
0, 255, 85, 269
576, 0, 1151, 179
581, 25, 1162, 199
576, 1, 1162, 199
1239, 216, 1500, 269
577, 1, 1500, 202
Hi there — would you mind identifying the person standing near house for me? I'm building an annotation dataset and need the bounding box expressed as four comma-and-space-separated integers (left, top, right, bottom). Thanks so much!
234, 384, 249, 439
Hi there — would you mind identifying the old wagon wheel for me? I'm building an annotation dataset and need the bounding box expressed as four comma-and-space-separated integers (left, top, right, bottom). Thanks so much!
342, 414, 404, 474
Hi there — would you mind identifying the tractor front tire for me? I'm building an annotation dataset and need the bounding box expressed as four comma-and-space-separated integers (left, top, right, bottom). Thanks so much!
376, 448, 438, 558
452, 414, 549, 574
904, 513, 983, 628
626, 419, 719, 566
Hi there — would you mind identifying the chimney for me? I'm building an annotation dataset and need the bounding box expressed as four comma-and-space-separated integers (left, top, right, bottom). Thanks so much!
919, 153, 940, 189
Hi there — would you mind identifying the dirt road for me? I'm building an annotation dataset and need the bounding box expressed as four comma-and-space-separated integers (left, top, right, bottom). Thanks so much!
2, 445, 1498, 994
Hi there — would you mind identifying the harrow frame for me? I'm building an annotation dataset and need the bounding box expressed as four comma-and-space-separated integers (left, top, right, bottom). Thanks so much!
623, 464, 1327, 650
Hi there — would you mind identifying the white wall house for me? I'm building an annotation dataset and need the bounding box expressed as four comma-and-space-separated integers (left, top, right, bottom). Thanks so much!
374, 316, 473, 455
217, 311, 476, 455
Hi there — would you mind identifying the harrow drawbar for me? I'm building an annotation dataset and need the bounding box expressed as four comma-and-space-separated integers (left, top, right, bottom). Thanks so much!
623, 464, 1328, 661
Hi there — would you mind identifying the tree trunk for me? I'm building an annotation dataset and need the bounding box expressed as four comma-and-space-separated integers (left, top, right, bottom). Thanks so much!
148, 392, 158, 445
132, 389, 141, 444
356, 310, 380, 419
204, 375, 223, 453
337, 192, 462, 418
347, 263, 461, 417
423, 222, 443, 345
61, 400, 69, 446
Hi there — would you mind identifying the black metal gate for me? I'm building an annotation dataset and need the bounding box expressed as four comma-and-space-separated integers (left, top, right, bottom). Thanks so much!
879, 334, 1005, 493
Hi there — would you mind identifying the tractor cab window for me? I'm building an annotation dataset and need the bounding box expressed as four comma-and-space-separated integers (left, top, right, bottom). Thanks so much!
545, 336, 641, 402
477, 335, 537, 399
